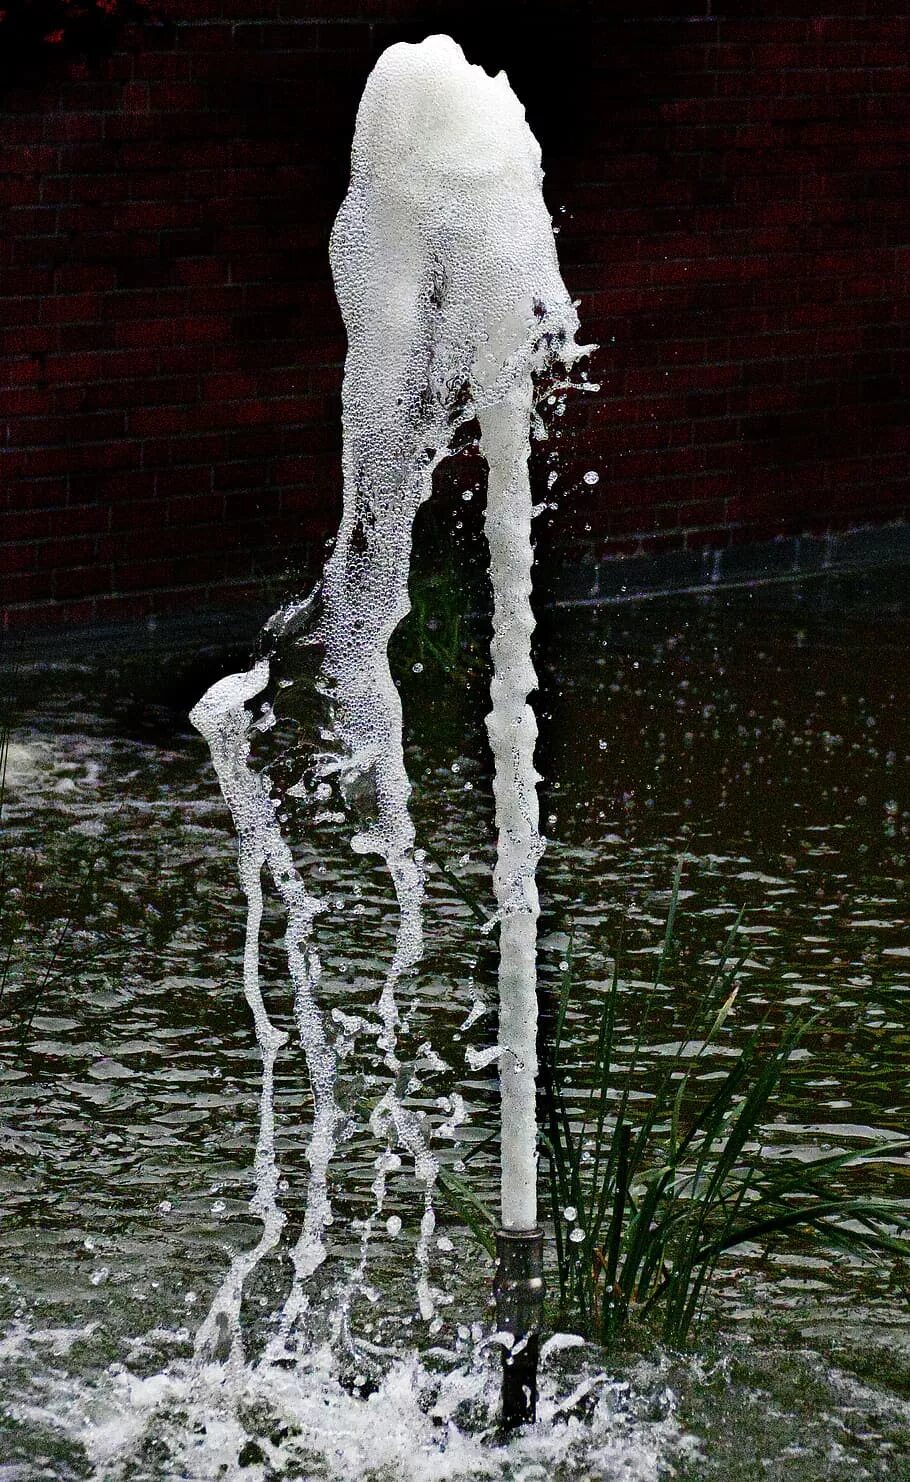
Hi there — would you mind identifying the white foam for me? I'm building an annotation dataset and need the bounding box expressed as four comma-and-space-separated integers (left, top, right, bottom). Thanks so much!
190, 28, 589, 1370
326, 34, 588, 1234
64, 1335, 691, 1482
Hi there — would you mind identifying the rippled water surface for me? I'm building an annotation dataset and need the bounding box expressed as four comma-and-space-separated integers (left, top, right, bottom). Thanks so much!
1, 569, 908, 1479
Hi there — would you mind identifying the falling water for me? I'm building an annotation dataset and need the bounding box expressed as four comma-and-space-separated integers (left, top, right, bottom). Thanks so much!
191, 32, 588, 1365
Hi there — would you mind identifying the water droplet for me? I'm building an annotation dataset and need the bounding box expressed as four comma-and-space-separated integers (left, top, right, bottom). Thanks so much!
583, 469, 600, 485
569, 1227, 585, 1244
563, 1205, 577, 1222
386, 1215, 402, 1237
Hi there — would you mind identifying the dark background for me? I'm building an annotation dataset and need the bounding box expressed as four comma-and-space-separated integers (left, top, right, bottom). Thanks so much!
2, 1, 908, 629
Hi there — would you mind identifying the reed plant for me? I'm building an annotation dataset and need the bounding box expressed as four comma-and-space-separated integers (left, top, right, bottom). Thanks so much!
539, 860, 910, 1348
435, 856, 910, 1350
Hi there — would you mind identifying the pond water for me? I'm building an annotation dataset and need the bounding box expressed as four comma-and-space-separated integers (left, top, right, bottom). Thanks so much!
1, 567, 908, 1480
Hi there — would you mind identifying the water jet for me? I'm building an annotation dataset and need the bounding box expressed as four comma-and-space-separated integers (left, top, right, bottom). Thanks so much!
192, 32, 589, 1428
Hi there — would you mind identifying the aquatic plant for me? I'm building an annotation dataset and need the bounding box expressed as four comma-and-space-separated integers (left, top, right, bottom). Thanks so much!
540, 860, 910, 1349
436, 858, 910, 1349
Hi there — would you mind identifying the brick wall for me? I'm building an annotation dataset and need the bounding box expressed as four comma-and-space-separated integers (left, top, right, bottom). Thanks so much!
2, 2, 908, 629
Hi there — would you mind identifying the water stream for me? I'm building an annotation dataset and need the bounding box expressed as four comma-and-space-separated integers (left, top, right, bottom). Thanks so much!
188, 31, 590, 1396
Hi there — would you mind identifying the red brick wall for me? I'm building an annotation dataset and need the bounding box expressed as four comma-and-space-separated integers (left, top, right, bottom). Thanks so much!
2, 2, 908, 629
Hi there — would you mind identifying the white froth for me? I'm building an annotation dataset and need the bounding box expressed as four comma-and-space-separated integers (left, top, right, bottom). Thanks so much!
5, 1322, 688, 1482
190, 31, 589, 1375
326, 34, 587, 1233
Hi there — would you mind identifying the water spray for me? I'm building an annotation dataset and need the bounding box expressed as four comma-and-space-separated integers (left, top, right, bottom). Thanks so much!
192, 32, 589, 1428
333, 37, 589, 1422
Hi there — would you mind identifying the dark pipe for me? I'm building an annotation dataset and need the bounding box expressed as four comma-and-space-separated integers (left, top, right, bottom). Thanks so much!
493, 1227, 545, 1427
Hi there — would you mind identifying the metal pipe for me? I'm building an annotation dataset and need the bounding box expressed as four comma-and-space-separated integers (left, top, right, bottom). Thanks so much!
493, 1227, 545, 1427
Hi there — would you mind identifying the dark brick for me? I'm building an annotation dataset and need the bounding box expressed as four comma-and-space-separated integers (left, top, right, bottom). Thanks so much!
2, 2, 908, 626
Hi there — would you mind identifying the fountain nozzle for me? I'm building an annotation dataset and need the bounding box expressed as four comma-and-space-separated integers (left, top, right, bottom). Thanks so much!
494, 1227, 545, 1428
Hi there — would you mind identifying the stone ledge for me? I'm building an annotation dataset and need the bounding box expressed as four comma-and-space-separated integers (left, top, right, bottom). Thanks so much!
548, 522, 910, 606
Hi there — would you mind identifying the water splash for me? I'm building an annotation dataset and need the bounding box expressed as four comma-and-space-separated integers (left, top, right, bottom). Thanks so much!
189, 26, 589, 1432
0, 1314, 695, 1482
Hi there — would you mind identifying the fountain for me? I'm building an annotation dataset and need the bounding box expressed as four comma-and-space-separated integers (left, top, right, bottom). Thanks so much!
191, 33, 589, 1428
